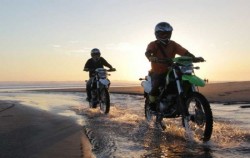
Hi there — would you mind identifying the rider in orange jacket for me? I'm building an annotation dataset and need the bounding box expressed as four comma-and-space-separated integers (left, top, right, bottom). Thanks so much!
145, 22, 204, 111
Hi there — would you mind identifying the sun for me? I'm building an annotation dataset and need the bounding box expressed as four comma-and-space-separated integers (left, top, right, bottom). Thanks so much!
128, 58, 151, 81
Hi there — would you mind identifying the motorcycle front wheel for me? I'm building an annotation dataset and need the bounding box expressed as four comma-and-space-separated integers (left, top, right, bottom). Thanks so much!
145, 94, 153, 122
185, 92, 213, 142
99, 88, 110, 114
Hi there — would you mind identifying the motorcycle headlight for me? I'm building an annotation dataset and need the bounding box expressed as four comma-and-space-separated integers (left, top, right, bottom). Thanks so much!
179, 66, 193, 74
98, 71, 107, 78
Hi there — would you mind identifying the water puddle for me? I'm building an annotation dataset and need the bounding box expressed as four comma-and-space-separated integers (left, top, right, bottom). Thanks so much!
1, 91, 249, 157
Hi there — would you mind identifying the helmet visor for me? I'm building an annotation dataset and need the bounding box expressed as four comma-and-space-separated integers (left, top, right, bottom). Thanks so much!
91, 53, 100, 57
156, 31, 172, 40
92, 53, 100, 61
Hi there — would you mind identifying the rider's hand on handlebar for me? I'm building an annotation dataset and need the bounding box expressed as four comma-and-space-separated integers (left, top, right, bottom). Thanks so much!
109, 68, 116, 71
83, 68, 89, 71
148, 56, 158, 62
193, 57, 205, 62
84, 68, 95, 72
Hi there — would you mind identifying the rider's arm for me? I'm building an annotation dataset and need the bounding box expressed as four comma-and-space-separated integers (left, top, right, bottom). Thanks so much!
174, 42, 204, 62
145, 42, 158, 62
145, 51, 153, 59
145, 51, 158, 62
83, 59, 92, 71
101, 57, 113, 69
184, 51, 204, 62
184, 51, 195, 58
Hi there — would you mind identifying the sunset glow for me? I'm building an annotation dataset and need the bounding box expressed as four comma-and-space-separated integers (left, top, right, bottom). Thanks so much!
1, 0, 250, 82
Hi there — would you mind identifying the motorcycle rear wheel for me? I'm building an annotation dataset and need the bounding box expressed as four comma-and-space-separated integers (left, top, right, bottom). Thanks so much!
99, 88, 110, 114
185, 92, 213, 142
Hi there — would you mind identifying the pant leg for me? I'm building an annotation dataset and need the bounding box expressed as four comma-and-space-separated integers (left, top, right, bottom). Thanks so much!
86, 78, 93, 99
150, 73, 166, 95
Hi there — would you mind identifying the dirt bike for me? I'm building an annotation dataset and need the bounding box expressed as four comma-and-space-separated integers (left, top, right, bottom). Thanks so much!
86, 68, 116, 114
139, 56, 213, 142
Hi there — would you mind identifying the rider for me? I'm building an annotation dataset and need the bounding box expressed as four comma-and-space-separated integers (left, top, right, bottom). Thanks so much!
145, 22, 204, 111
83, 48, 115, 101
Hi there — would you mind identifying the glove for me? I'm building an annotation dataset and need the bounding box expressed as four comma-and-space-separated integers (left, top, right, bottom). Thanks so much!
148, 57, 158, 62
193, 57, 205, 62
109, 68, 116, 71
83, 68, 89, 71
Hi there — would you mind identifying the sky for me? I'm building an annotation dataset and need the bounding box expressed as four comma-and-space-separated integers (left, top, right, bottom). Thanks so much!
1, 0, 250, 82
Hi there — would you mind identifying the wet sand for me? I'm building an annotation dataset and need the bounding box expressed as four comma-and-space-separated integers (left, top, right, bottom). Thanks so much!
0, 100, 93, 158
1, 81, 250, 157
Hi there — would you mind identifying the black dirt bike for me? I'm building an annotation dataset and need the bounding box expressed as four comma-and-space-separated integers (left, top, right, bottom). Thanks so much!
139, 56, 213, 142
86, 68, 116, 114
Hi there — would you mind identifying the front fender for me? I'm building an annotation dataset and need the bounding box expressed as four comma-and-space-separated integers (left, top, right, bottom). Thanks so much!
182, 75, 205, 87
99, 79, 110, 88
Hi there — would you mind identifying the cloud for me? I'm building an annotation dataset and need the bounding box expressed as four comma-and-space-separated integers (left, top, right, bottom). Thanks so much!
69, 49, 85, 53
53, 45, 61, 48
69, 40, 80, 44
67, 48, 91, 56
81, 48, 92, 53
105, 42, 134, 51
105, 42, 145, 54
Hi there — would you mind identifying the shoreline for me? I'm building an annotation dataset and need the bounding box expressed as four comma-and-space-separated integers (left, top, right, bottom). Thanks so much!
29, 81, 250, 104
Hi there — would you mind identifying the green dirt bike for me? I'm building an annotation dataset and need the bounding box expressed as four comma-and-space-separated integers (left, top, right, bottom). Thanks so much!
139, 56, 213, 142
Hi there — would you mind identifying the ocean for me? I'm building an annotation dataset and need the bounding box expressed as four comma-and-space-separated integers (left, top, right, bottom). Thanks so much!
0, 82, 249, 157
0, 81, 139, 91
0, 81, 85, 91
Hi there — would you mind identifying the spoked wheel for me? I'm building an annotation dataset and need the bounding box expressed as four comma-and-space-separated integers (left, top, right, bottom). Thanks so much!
99, 88, 110, 114
145, 95, 153, 122
185, 92, 213, 142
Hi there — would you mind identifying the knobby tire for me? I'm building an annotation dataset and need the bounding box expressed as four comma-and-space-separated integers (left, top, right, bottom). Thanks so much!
186, 92, 213, 142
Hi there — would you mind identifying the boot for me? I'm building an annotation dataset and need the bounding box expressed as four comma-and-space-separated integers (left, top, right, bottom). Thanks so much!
149, 95, 157, 112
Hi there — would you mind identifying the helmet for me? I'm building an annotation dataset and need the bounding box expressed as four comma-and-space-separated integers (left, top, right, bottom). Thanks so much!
91, 48, 101, 61
91, 48, 101, 57
155, 22, 173, 43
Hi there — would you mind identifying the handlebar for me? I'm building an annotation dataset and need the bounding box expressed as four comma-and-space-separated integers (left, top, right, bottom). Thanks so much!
139, 78, 145, 81
84, 68, 116, 72
151, 57, 205, 64
193, 57, 206, 63
107, 68, 116, 72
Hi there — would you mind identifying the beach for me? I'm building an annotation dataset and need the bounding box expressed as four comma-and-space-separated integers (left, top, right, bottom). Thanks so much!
1, 81, 250, 157
0, 100, 93, 158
